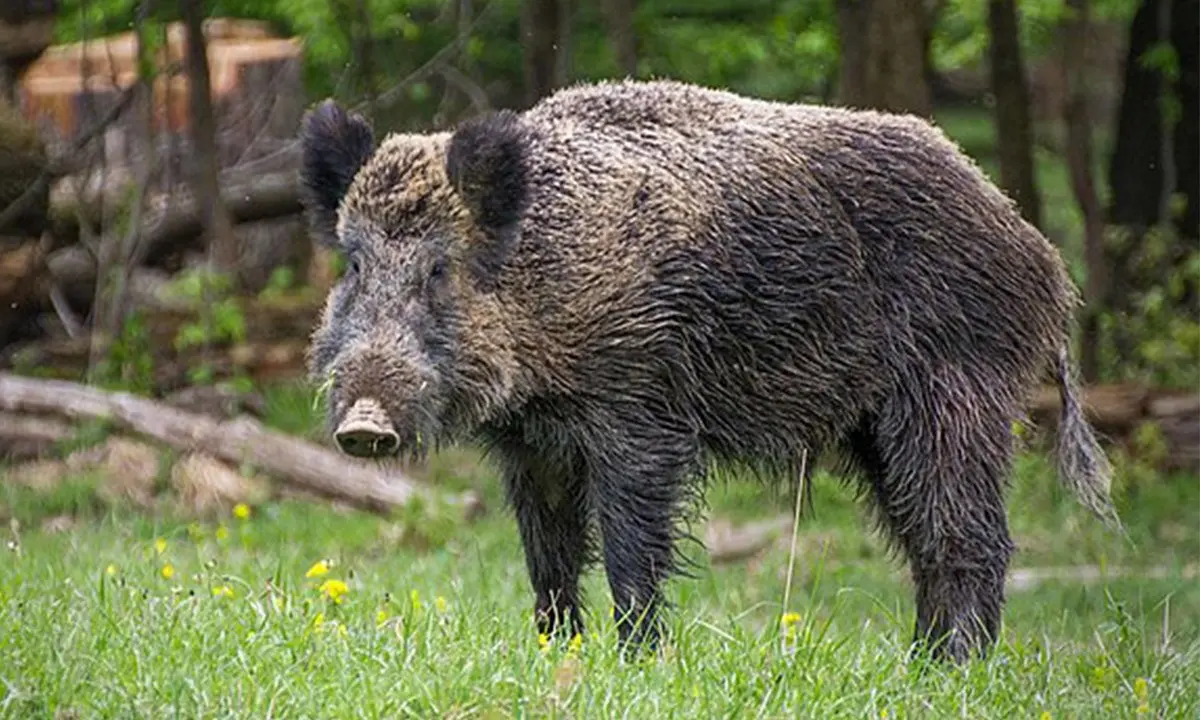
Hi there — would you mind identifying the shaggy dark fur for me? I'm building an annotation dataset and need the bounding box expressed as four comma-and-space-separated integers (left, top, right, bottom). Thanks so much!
298, 79, 1117, 663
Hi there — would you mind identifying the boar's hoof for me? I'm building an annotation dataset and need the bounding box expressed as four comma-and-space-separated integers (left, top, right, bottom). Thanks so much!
334, 398, 400, 458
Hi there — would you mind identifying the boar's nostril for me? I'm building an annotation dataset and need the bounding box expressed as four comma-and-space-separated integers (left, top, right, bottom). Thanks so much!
335, 424, 400, 458
334, 398, 401, 458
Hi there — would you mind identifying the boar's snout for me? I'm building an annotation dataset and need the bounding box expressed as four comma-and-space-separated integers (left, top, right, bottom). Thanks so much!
334, 398, 400, 459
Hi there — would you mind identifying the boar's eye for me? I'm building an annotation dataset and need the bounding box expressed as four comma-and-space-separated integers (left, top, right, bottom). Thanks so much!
429, 258, 447, 281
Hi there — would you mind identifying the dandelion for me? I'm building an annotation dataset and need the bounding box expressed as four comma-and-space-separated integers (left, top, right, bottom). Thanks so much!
154, 537, 168, 555
305, 560, 331, 578
880, 711, 888, 720
233, 503, 251, 521
312, 611, 326, 633
538, 633, 550, 652
376, 608, 390, 627
567, 633, 582, 655
215, 525, 229, 541
1039, 713, 1051, 720
319, 579, 349, 604
105, 564, 118, 576
161, 563, 176, 580
212, 585, 235, 599
435, 595, 448, 613
1134, 677, 1150, 714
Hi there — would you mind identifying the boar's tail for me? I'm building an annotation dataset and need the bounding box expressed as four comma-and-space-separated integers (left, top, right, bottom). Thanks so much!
1052, 345, 1121, 529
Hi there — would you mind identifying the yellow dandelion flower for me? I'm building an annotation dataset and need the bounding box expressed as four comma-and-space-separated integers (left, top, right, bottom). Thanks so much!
233, 503, 251, 521
1039, 713, 1051, 720
334, 622, 348, 638
305, 560, 330, 578
1134, 677, 1149, 701
312, 611, 326, 632
212, 585, 235, 599
781, 612, 802, 627
880, 711, 888, 720
435, 595, 448, 613
215, 525, 229, 541
161, 563, 175, 580
538, 633, 550, 651
568, 633, 582, 655
319, 579, 349, 604
105, 564, 118, 576
376, 608, 390, 626
154, 537, 168, 555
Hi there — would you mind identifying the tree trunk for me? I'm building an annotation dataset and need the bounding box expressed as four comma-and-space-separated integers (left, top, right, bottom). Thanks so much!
520, 0, 567, 106
987, 0, 1042, 228
835, 0, 932, 117
601, 0, 637, 77
180, 0, 238, 274
1060, 0, 1106, 383
1109, 0, 1198, 239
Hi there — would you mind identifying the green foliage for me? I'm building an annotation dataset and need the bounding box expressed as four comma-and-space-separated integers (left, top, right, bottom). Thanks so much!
1097, 223, 1200, 388
93, 309, 155, 395
165, 267, 249, 387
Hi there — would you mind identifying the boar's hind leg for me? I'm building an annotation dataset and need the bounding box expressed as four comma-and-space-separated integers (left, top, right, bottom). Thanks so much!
496, 441, 593, 641
848, 364, 1016, 664
586, 413, 699, 651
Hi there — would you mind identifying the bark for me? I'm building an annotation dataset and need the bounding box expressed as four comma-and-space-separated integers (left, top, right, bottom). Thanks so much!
180, 0, 238, 273
601, 0, 637, 77
1060, 0, 1106, 382
987, 0, 1042, 228
0, 372, 483, 518
835, 0, 932, 116
520, 0, 567, 106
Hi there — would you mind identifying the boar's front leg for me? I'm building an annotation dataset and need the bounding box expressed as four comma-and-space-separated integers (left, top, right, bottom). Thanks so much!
494, 434, 593, 641
585, 411, 699, 651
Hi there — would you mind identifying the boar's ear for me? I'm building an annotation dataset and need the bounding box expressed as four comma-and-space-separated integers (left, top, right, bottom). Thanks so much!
445, 110, 529, 281
299, 99, 376, 245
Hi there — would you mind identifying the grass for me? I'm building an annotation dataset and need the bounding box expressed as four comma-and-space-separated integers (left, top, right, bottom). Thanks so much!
1, 394, 1197, 718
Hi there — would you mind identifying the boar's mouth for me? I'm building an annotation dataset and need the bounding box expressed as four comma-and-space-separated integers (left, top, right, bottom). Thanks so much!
332, 396, 432, 464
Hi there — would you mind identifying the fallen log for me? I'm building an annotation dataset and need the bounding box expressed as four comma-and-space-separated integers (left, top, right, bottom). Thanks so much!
0, 372, 481, 517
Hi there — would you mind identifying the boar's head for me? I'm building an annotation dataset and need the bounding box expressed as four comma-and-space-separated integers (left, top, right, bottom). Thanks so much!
298, 100, 530, 460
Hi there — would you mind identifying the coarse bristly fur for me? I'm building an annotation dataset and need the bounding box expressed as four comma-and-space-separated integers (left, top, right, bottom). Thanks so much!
297, 79, 1119, 664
